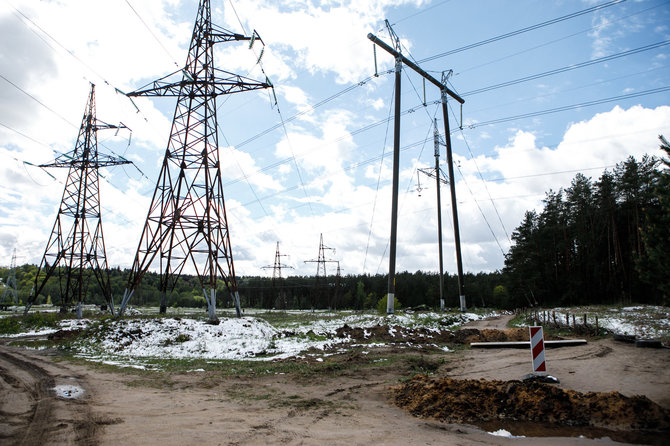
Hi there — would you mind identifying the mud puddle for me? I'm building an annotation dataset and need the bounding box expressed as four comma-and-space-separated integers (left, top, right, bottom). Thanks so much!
474, 420, 667, 445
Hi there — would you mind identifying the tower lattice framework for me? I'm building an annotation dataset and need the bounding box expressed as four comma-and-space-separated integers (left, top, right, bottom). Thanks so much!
1, 249, 18, 307
119, 0, 270, 321
261, 242, 293, 309
304, 234, 338, 310
25, 84, 130, 316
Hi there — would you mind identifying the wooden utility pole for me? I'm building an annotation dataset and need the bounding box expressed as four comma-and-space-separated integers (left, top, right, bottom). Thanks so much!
369, 26, 467, 312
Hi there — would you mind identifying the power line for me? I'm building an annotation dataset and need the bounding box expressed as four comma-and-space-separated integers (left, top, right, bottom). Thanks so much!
450, 103, 511, 245
462, 40, 670, 97
363, 80, 395, 273
455, 1, 668, 76
123, 0, 180, 68
460, 86, 670, 131
416, 0, 627, 64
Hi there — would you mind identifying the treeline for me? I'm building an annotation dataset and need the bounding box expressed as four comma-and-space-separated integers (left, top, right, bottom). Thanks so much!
0, 264, 506, 310
503, 137, 670, 308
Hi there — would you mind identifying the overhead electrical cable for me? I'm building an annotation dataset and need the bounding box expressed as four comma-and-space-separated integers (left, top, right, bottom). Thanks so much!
458, 63, 670, 115
123, 0, 180, 68
0, 72, 149, 182
363, 81, 396, 273
416, 0, 627, 64
462, 39, 670, 97
455, 164, 506, 256
448, 103, 511, 244
225, 80, 668, 190
459, 86, 670, 131
234, 73, 389, 149
455, 1, 668, 76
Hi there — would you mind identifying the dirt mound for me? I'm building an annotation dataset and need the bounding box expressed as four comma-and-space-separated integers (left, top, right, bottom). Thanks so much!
452, 327, 562, 344
335, 324, 454, 344
333, 325, 561, 346
47, 328, 83, 342
393, 375, 670, 431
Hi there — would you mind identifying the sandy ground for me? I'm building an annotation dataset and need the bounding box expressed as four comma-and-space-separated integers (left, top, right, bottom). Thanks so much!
1, 314, 669, 446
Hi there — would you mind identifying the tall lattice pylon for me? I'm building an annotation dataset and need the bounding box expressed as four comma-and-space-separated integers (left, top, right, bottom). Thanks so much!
24, 84, 130, 317
1, 249, 18, 308
118, 0, 270, 321
261, 242, 293, 309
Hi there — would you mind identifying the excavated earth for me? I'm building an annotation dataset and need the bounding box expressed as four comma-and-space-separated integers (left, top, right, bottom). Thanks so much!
393, 375, 670, 431
334, 324, 557, 345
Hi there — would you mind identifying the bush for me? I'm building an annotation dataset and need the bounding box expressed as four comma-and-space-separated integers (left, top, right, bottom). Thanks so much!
377, 295, 402, 314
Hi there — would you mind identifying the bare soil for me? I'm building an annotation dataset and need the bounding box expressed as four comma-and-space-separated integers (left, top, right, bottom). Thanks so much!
1, 313, 669, 445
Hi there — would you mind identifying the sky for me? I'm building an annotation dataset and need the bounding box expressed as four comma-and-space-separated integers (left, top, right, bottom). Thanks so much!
1, 0, 669, 282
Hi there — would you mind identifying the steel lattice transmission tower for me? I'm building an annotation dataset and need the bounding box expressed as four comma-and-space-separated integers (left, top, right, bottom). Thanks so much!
24, 84, 130, 317
261, 242, 293, 309
118, 0, 270, 321
304, 234, 337, 310
1, 249, 18, 308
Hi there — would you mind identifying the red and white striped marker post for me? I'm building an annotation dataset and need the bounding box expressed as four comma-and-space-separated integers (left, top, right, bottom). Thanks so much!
529, 326, 547, 374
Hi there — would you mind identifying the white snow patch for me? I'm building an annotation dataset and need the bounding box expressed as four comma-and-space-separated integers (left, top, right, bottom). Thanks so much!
489, 429, 525, 438
53, 384, 85, 399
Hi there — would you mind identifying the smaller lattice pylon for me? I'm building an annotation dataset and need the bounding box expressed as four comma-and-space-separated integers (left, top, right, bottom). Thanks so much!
304, 234, 338, 310
24, 84, 131, 317
261, 241, 293, 309
331, 261, 344, 310
1, 249, 18, 308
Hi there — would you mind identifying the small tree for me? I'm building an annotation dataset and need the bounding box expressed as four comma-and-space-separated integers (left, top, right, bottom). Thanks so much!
376, 295, 402, 313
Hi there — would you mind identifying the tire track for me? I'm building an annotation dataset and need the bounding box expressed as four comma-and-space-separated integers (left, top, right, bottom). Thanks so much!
0, 346, 100, 445
0, 349, 55, 446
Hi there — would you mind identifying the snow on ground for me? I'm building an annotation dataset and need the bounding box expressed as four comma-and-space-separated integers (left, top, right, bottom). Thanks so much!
4, 318, 92, 338
72, 310, 494, 366
488, 429, 525, 438
551, 306, 670, 339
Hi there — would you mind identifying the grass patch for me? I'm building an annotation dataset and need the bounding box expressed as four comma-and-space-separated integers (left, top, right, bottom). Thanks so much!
0, 312, 63, 335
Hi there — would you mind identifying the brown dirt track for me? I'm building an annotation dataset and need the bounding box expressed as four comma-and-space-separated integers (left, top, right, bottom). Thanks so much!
1, 313, 669, 445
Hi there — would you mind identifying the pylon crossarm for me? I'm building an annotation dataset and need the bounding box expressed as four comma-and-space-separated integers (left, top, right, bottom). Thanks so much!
127, 79, 270, 97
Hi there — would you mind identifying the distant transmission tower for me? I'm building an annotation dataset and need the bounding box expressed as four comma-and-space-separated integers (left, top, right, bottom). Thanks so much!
1, 249, 18, 308
118, 0, 270, 322
24, 84, 130, 317
304, 234, 338, 310
332, 261, 343, 310
417, 119, 449, 311
261, 242, 293, 309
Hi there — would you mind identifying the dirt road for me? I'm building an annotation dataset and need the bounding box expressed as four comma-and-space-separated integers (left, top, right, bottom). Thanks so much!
1, 318, 669, 445
0, 346, 107, 446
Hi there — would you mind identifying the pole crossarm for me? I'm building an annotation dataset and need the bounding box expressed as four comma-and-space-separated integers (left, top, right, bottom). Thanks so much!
367, 33, 464, 104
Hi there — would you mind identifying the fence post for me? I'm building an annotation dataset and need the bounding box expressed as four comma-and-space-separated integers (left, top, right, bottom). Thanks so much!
595, 315, 599, 336
572, 314, 576, 327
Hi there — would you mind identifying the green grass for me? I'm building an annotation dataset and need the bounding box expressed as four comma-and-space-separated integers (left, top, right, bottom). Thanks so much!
0, 312, 63, 335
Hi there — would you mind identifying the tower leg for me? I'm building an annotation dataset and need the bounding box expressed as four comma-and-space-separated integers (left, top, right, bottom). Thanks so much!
206, 288, 219, 323
159, 292, 167, 314
233, 291, 242, 318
